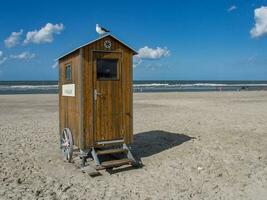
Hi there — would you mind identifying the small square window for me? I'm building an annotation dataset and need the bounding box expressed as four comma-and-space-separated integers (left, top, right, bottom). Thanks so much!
65, 64, 71, 81
97, 59, 118, 80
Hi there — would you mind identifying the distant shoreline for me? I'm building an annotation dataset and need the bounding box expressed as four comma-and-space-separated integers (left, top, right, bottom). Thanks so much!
0, 80, 267, 94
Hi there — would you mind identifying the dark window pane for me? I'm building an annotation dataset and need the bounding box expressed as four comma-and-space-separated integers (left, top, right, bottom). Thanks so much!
65, 65, 71, 81
97, 59, 118, 80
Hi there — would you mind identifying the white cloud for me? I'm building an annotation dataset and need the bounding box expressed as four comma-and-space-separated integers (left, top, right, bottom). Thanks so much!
250, 6, 267, 38
137, 46, 170, 59
133, 46, 170, 67
133, 56, 142, 68
0, 51, 7, 65
0, 57, 7, 65
24, 23, 64, 44
144, 63, 165, 71
10, 51, 35, 60
4, 30, 23, 48
227, 5, 237, 12
52, 61, 58, 68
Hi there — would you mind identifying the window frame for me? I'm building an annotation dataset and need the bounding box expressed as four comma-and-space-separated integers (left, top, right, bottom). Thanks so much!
96, 58, 119, 81
65, 63, 72, 82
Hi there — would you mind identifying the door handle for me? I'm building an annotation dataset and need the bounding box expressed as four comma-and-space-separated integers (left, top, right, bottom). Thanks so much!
94, 89, 102, 100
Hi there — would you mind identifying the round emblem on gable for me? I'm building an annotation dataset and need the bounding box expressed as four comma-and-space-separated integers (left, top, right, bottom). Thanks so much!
104, 40, 112, 49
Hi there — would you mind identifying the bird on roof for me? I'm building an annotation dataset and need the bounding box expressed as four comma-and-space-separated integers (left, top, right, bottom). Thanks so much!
96, 24, 110, 36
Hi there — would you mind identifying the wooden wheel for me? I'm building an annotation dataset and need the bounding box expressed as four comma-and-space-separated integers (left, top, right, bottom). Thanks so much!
61, 128, 73, 162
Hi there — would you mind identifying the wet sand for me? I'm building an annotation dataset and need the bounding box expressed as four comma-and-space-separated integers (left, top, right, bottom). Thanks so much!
0, 92, 267, 199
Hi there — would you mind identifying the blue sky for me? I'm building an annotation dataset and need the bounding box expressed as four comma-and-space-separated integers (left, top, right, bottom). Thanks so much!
0, 0, 267, 80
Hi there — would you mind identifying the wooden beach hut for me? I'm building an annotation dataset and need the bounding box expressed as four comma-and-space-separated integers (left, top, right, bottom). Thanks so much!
57, 34, 138, 170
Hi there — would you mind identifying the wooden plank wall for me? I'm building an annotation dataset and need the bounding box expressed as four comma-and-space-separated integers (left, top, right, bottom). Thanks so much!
82, 36, 133, 148
59, 50, 81, 147
123, 48, 133, 144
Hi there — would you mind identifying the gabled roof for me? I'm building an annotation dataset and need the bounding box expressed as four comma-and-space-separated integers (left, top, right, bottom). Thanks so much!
57, 34, 138, 60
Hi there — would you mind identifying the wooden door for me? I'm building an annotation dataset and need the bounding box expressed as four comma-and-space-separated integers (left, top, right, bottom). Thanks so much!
93, 52, 123, 142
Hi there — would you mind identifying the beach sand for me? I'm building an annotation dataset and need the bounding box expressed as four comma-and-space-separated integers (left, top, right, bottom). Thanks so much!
0, 92, 267, 200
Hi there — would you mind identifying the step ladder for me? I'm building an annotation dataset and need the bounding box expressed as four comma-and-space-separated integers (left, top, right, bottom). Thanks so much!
91, 143, 138, 170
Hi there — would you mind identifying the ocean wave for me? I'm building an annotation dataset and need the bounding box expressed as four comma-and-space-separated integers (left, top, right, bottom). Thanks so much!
133, 83, 267, 87
0, 83, 267, 94
133, 83, 170, 87
0, 85, 58, 90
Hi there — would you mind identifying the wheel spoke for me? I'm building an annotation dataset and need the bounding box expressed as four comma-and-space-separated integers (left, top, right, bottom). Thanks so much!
61, 128, 73, 162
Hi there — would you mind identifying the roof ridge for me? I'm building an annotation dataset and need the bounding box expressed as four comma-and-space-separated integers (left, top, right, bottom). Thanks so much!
57, 34, 137, 60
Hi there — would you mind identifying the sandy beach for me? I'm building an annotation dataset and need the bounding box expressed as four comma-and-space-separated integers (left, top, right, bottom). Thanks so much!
0, 92, 267, 200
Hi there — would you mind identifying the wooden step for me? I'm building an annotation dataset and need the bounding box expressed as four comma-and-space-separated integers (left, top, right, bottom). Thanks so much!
96, 139, 124, 146
96, 148, 128, 155
81, 165, 100, 176
99, 158, 133, 169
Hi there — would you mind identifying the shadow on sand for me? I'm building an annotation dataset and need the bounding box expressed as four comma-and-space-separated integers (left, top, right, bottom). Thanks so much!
108, 130, 194, 174
132, 130, 194, 159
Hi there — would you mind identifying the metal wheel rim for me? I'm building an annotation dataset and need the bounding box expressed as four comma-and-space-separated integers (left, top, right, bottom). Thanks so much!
61, 128, 73, 162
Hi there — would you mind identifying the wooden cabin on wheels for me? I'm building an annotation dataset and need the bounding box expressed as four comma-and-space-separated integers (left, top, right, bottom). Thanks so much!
57, 34, 138, 171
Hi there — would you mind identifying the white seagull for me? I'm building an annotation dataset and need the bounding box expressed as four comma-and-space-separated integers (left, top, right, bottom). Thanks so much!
96, 24, 110, 35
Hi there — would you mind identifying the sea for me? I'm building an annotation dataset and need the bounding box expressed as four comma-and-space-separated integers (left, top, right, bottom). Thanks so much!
0, 80, 267, 94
